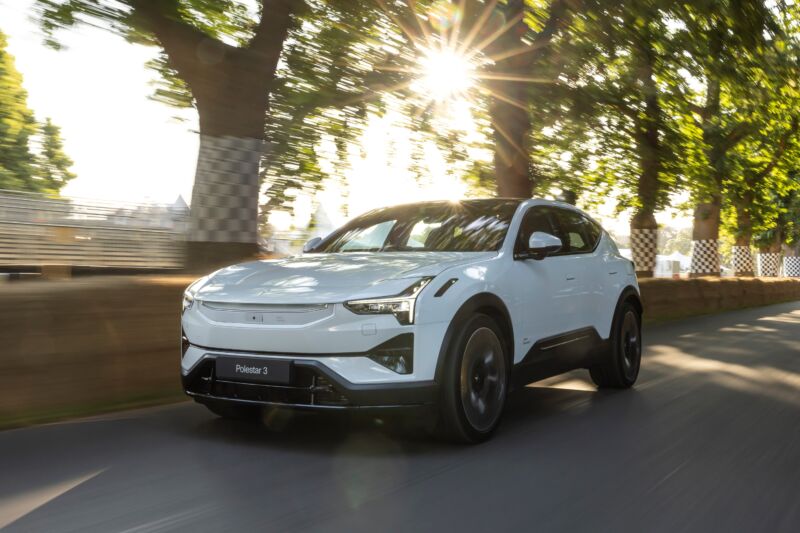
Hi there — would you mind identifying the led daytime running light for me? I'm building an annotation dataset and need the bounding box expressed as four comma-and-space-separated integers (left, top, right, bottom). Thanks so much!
345, 277, 433, 325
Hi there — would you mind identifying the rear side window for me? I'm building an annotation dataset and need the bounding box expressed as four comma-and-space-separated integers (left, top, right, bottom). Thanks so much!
552, 208, 601, 254
586, 219, 603, 249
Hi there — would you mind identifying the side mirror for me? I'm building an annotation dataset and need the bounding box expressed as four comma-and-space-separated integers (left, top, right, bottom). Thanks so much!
522, 231, 562, 260
303, 236, 322, 253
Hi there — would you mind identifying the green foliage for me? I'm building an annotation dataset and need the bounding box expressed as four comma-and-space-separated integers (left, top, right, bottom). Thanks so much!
37, 118, 76, 192
29, 0, 800, 242
659, 226, 692, 256
716, 12, 800, 242
34, 0, 492, 222
261, 0, 410, 215
529, 1, 689, 216
529, 0, 800, 233
0, 30, 74, 194
0, 30, 37, 191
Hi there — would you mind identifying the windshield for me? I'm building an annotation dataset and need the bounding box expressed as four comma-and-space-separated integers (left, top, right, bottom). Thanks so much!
316, 200, 521, 253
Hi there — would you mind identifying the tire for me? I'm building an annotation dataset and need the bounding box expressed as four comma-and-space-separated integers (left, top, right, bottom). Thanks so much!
590, 301, 642, 388
438, 314, 509, 444
203, 400, 260, 420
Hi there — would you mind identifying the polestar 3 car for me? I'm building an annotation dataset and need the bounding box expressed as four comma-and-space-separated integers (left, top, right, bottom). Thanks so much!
181, 199, 642, 442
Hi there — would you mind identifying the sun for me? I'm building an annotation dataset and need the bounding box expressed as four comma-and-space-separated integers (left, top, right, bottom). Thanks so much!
417, 47, 476, 102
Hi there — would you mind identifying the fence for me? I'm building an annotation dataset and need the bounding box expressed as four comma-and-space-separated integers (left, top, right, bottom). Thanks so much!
0, 189, 187, 269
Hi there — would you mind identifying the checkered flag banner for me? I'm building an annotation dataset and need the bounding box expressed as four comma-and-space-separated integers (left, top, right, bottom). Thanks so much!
189, 135, 265, 243
732, 245, 754, 276
690, 239, 720, 276
757, 252, 781, 277
784, 256, 800, 277
630, 228, 657, 273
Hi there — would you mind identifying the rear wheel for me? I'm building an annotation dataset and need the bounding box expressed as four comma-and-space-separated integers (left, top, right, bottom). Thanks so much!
590, 302, 641, 388
203, 400, 260, 420
439, 314, 509, 443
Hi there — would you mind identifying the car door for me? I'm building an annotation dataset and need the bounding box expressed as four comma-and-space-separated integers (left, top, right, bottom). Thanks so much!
548, 207, 600, 334
584, 218, 627, 339
508, 206, 567, 358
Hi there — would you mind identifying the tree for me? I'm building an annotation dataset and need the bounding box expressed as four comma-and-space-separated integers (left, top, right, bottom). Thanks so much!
532, 1, 685, 277
258, 1, 410, 219
0, 29, 38, 191
481, 0, 575, 198
36, 0, 298, 265
361, 0, 579, 199
37, 0, 422, 267
670, 0, 780, 277
37, 117, 76, 192
0, 30, 75, 194
530, 0, 791, 278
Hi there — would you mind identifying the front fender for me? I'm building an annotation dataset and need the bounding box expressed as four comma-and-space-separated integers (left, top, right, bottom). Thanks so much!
430, 292, 514, 384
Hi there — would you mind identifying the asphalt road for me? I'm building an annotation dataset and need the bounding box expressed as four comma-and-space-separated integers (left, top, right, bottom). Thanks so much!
2, 303, 800, 533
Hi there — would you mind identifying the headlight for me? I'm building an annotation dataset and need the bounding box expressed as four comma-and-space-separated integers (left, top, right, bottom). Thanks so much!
182, 292, 194, 313
344, 277, 433, 325
182, 276, 208, 314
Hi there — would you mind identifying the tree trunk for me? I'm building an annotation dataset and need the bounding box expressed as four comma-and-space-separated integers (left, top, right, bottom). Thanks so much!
689, 198, 721, 277
186, 129, 265, 270
489, 98, 532, 198
756, 230, 782, 276
784, 244, 800, 277
689, 32, 725, 278
185, 44, 286, 270
135, 0, 293, 271
732, 201, 754, 276
486, 0, 533, 198
629, 26, 662, 278
630, 211, 658, 278
484, 0, 571, 199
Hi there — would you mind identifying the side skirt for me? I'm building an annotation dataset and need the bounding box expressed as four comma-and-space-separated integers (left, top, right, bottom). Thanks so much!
511, 327, 608, 389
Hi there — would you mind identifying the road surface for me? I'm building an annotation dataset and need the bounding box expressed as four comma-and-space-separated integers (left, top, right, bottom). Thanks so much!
2, 302, 800, 532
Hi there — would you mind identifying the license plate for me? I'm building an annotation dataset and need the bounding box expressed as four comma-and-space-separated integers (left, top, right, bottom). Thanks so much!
215, 357, 292, 385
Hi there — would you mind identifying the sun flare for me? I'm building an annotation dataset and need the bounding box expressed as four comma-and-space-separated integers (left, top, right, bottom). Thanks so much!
417, 48, 476, 102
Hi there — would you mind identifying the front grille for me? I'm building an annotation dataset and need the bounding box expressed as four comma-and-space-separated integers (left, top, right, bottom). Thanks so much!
198, 301, 333, 326
185, 359, 350, 407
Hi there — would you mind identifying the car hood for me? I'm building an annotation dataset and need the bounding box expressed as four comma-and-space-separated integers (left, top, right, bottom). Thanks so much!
195, 251, 496, 304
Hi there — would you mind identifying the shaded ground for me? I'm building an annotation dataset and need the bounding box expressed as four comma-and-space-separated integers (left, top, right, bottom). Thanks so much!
1, 302, 799, 532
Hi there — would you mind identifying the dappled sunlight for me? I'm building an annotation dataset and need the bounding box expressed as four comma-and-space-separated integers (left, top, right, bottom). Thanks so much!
718, 324, 779, 334
0, 468, 105, 529
529, 376, 597, 392
648, 347, 800, 407
276, 259, 323, 269
272, 276, 318, 289
757, 310, 800, 325
464, 265, 487, 280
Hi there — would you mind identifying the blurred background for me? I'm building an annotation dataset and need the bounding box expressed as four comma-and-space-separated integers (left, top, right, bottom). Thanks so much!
2, 0, 798, 278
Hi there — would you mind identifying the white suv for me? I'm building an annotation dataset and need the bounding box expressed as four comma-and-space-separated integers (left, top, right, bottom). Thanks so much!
181, 199, 642, 442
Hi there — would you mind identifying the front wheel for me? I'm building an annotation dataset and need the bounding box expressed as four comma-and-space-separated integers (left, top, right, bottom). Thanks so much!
590, 302, 642, 388
438, 314, 509, 443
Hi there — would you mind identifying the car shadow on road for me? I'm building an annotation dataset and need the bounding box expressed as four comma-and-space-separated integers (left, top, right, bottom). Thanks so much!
181, 371, 632, 456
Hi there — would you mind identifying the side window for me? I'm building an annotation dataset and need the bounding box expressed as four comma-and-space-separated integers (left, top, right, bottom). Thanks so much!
516, 206, 557, 251
552, 209, 598, 254
586, 218, 603, 249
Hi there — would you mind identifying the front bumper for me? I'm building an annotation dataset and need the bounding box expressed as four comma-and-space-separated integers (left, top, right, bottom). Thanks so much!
182, 351, 438, 410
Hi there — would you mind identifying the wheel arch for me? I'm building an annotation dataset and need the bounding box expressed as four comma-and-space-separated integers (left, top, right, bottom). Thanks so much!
434, 292, 514, 383
607, 285, 643, 339
617, 285, 643, 317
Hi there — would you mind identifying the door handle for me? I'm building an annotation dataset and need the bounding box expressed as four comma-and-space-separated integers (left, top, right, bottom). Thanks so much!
566, 276, 576, 281
608, 271, 618, 275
